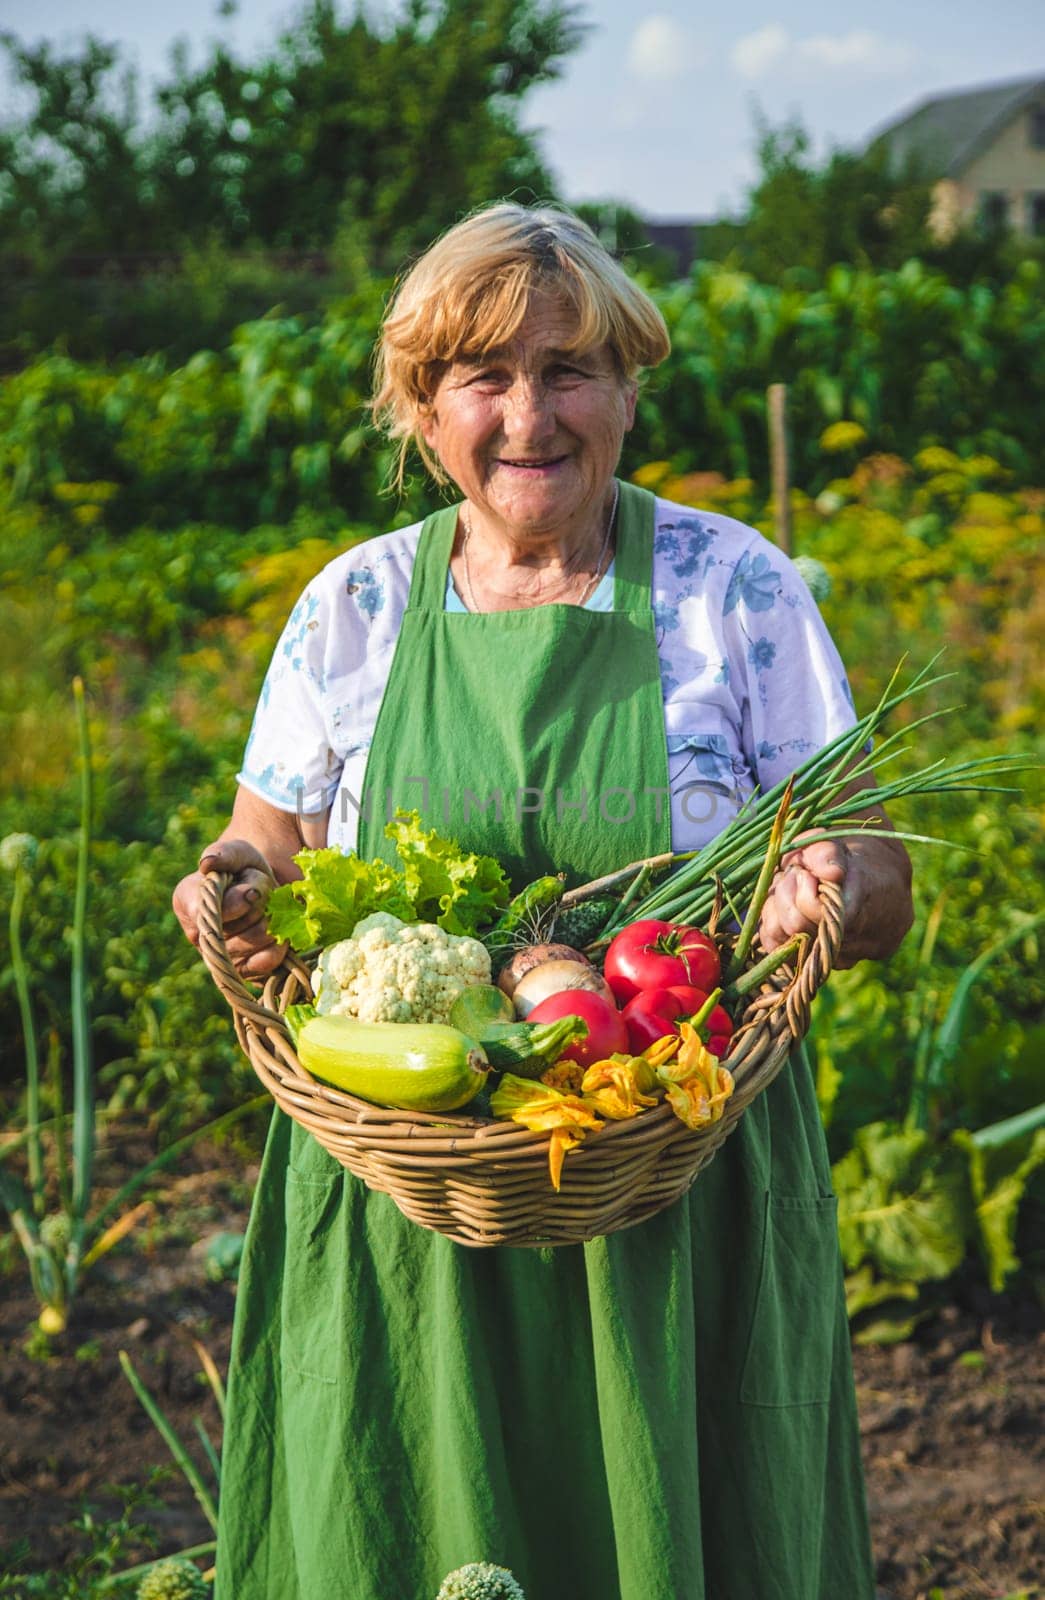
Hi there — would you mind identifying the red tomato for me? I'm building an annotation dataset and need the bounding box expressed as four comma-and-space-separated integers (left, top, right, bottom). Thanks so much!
603, 920, 681, 1002
626, 986, 693, 1020
664, 984, 710, 1014
671, 927, 722, 993
526, 990, 628, 1068
604, 920, 722, 1002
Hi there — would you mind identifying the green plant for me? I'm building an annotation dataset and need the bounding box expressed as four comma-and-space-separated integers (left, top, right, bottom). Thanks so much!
832, 913, 1045, 1337
435, 1564, 526, 1600
0, 1476, 165, 1596
118, 1347, 224, 1538
134, 1558, 209, 1600
0, 681, 267, 1334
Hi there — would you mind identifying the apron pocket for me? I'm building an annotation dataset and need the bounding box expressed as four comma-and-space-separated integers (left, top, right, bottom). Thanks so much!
281, 1162, 347, 1385
739, 1192, 839, 1408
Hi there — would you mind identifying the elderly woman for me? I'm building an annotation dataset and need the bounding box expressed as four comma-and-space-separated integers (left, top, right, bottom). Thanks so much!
174, 202, 912, 1600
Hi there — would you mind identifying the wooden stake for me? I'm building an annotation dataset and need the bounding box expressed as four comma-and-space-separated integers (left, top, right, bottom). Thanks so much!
768, 382, 792, 555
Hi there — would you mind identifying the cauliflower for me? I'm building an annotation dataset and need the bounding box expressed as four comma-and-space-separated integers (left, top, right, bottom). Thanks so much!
435, 1563, 525, 1600
136, 1556, 209, 1600
312, 913, 490, 1024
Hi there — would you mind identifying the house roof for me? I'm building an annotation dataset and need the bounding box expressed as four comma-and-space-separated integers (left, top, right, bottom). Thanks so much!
868, 75, 1045, 179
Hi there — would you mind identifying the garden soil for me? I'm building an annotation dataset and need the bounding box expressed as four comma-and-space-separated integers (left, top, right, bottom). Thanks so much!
1, 1135, 1042, 1600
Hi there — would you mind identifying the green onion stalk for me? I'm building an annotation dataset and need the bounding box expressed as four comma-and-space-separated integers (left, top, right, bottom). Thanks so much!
68, 676, 93, 1295
119, 1351, 220, 1533
2, 833, 42, 1208
588, 658, 1035, 945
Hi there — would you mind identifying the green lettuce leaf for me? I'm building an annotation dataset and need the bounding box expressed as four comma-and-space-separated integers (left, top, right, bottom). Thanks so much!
833, 1121, 972, 1283
844, 1266, 940, 1345
264, 812, 510, 950
952, 1124, 1045, 1293
385, 811, 510, 936
266, 849, 414, 950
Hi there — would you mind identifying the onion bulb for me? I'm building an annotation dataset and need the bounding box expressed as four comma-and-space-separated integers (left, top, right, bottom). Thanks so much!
497, 943, 591, 1000
511, 959, 616, 1019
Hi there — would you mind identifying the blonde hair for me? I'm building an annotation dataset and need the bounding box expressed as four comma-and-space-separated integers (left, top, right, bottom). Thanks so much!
372, 201, 671, 488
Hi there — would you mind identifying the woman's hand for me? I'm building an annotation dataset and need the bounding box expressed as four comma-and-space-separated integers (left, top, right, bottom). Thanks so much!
172, 786, 330, 979
758, 825, 914, 968
174, 838, 289, 980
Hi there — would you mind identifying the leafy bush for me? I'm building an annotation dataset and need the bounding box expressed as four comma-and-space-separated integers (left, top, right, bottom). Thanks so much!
631, 259, 1045, 489
3, 264, 1044, 538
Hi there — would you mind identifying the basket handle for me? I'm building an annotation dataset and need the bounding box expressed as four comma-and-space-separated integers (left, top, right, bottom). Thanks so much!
195, 869, 289, 1029
783, 876, 845, 1037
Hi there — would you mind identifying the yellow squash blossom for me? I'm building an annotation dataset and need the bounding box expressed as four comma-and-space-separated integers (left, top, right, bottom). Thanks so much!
540, 1060, 585, 1095
656, 1022, 735, 1132
580, 1058, 661, 1121
641, 1035, 680, 1071
490, 1073, 604, 1190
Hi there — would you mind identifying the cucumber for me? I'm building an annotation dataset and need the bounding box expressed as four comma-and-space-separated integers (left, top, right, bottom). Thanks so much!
482, 875, 566, 970
551, 896, 619, 949
449, 984, 515, 1034
292, 1014, 489, 1111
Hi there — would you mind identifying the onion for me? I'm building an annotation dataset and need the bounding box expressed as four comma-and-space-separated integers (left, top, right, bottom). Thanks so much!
512, 959, 616, 1019
497, 943, 591, 1000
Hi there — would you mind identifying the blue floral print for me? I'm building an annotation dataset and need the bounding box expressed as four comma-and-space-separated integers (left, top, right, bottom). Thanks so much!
346, 568, 386, 620
757, 737, 816, 764
655, 518, 717, 580
280, 591, 320, 671
747, 636, 777, 673
654, 598, 681, 634
666, 733, 733, 783
250, 762, 308, 808
723, 551, 781, 615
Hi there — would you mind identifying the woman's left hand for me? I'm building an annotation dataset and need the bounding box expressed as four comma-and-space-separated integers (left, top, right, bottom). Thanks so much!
758, 832, 914, 968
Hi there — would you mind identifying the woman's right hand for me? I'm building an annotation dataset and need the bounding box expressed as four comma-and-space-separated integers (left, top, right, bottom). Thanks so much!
173, 837, 289, 979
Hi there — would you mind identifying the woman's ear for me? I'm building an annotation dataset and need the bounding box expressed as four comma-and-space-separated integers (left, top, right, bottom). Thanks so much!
418, 402, 439, 452
624, 381, 638, 430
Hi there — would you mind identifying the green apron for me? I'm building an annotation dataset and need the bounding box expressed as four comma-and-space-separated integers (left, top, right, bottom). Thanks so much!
214, 483, 875, 1600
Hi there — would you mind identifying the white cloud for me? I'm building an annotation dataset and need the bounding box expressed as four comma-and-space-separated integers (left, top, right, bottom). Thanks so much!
798, 30, 914, 73
732, 25, 914, 81
628, 16, 700, 81
731, 24, 788, 82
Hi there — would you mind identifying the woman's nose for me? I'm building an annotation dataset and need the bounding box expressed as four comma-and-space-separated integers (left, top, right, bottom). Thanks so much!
501, 377, 555, 439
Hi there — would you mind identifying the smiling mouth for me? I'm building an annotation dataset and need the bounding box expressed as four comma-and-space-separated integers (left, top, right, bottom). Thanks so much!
498, 456, 567, 468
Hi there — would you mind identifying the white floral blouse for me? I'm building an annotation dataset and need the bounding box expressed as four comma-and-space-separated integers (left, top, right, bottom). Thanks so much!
237, 497, 859, 853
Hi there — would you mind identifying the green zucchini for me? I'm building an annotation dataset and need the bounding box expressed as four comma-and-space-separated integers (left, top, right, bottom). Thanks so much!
291, 1013, 489, 1111
449, 984, 515, 1034
475, 1015, 589, 1079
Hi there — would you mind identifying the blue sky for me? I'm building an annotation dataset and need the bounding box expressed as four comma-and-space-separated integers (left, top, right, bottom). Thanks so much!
1, 0, 1041, 216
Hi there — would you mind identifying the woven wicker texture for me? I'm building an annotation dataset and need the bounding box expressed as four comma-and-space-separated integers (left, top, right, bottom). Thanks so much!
197, 870, 843, 1247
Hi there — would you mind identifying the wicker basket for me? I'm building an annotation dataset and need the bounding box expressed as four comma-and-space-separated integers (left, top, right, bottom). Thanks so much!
197, 872, 843, 1248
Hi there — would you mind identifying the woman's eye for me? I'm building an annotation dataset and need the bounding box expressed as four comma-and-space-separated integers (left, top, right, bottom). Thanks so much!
466, 364, 508, 384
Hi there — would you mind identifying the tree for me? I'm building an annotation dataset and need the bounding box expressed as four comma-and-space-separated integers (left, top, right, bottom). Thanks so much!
0, 0, 587, 266
0, 34, 148, 254
700, 114, 938, 282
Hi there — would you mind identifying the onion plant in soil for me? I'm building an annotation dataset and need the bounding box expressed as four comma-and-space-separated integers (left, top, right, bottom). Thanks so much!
0, 680, 267, 1341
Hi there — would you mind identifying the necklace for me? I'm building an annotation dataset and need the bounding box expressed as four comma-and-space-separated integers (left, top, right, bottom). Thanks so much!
459, 482, 619, 613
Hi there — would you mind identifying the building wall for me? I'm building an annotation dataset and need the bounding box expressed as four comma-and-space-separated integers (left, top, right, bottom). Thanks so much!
957, 99, 1045, 231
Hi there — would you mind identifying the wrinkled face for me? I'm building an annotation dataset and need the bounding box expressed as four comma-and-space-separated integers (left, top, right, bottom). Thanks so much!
419, 293, 637, 540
